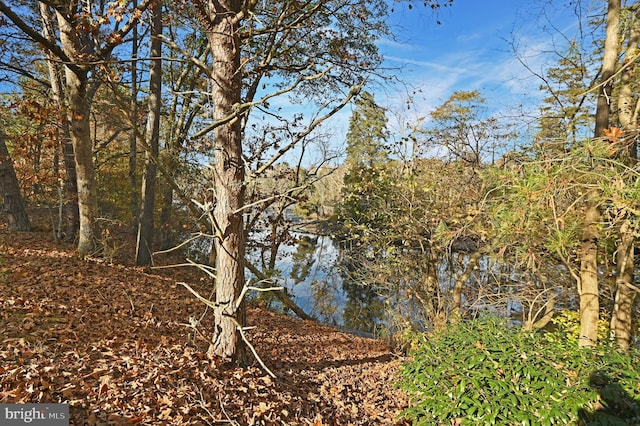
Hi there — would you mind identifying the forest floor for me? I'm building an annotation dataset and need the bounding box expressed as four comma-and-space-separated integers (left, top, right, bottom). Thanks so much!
0, 223, 411, 425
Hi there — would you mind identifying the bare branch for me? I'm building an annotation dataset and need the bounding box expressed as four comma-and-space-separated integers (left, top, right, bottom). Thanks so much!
191, 66, 336, 140
253, 82, 364, 177
0, 1, 75, 71
179, 279, 278, 378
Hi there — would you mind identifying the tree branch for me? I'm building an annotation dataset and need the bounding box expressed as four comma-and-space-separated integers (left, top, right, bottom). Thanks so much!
0, 1, 76, 71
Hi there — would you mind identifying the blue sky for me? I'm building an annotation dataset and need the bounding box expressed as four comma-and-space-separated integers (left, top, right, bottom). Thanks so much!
271, 0, 588, 164
371, 0, 588, 129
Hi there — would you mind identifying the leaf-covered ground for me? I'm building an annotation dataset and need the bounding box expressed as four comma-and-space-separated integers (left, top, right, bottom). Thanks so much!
0, 227, 410, 425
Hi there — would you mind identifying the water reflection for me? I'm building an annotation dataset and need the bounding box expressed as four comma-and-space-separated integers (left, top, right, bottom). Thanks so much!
182, 228, 406, 335
189, 229, 571, 338
246, 232, 386, 334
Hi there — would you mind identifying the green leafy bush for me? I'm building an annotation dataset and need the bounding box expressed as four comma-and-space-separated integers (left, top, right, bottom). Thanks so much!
397, 315, 640, 425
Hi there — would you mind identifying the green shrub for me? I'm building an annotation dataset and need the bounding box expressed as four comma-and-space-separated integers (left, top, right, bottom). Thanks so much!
397, 315, 640, 425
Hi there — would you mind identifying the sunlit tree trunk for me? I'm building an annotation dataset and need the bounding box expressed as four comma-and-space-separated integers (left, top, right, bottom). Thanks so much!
0, 131, 31, 231
611, 221, 635, 350
579, 198, 600, 347
62, 67, 99, 256
610, 5, 639, 350
55, 9, 101, 257
579, 0, 621, 347
196, 0, 246, 364
136, 2, 162, 266
39, 3, 79, 242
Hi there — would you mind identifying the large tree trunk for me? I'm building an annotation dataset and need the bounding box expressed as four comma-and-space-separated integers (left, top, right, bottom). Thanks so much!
610, 220, 636, 350
0, 132, 31, 231
56, 10, 100, 257
578, 0, 621, 348
198, 0, 246, 364
610, 6, 640, 350
135, 3, 162, 266
63, 67, 99, 256
578, 199, 600, 347
39, 3, 79, 242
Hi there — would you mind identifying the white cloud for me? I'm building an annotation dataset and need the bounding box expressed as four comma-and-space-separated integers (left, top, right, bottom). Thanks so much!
259, 1, 584, 165
376, 0, 583, 123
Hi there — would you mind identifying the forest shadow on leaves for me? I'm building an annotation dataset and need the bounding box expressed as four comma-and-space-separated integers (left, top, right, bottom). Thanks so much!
579, 371, 640, 425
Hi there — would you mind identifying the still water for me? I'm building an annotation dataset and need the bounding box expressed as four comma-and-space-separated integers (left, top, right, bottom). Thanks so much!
246, 233, 364, 331
187, 229, 555, 337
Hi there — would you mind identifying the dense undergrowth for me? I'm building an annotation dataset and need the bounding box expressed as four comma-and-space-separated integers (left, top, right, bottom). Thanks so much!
398, 315, 640, 425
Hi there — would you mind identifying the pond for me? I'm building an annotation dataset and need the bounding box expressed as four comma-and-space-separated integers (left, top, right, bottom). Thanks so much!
185, 228, 569, 338
182, 230, 383, 335
245, 232, 388, 337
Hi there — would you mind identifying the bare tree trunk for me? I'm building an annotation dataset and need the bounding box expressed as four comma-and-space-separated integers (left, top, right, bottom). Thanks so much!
578, 0, 621, 348
579, 197, 600, 347
610, 220, 636, 350
66, 69, 99, 256
39, 3, 79, 242
197, 0, 246, 364
0, 131, 31, 231
609, 5, 640, 351
129, 0, 139, 229
135, 3, 162, 266
56, 10, 100, 257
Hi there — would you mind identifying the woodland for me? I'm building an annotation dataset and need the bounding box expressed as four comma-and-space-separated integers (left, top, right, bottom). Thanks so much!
1, 0, 640, 424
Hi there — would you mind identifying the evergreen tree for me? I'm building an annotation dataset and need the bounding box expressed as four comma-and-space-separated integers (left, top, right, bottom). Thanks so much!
339, 91, 391, 239
535, 41, 596, 151
345, 91, 389, 167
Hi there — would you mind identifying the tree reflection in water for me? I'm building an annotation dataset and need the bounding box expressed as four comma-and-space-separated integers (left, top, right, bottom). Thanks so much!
246, 232, 388, 335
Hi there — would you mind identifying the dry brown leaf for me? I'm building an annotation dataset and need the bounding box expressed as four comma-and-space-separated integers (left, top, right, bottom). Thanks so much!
0, 226, 410, 425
